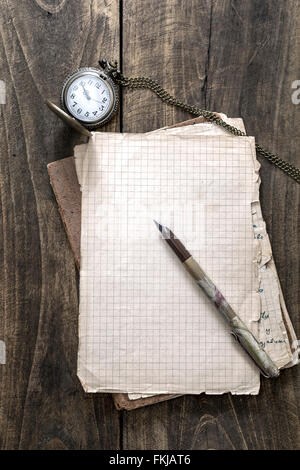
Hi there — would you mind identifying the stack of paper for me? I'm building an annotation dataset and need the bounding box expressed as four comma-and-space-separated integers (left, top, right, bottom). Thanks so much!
74, 115, 298, 397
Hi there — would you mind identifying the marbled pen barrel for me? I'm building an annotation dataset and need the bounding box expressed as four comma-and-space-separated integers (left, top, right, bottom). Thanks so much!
183, 256, 280, 378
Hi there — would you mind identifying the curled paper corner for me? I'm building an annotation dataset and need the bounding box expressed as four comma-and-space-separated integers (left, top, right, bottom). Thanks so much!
77, 367, 94, 393
0, 340, 6, 364
0, 80, 6, 104
77, 373, 90, 393
77, 360, 105, 393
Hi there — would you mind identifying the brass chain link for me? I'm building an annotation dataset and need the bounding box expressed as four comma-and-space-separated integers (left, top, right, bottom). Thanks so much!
105, 62, 300, 184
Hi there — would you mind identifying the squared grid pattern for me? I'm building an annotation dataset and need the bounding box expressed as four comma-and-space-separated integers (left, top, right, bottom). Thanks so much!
77, 133, 260, 394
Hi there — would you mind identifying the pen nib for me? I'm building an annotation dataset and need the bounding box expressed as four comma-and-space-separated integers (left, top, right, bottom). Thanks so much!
153, 220, 171, 239
153, 219, 162, 232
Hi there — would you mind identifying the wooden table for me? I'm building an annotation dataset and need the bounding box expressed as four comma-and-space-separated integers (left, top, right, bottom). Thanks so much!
0, 0, 299, 450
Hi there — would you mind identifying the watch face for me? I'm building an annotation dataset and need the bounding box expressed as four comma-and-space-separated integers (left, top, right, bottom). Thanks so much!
62, 68, 117, 127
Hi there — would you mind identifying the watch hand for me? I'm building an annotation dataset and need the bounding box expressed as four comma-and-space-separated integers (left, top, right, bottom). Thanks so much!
81, 83, 91, 100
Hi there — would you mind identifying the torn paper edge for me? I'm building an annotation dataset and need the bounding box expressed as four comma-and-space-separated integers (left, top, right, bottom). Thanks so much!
248, 141, 296, 369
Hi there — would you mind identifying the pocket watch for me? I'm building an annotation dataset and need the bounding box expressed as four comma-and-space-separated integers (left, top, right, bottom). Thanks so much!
45, 59, 299, 183
46, 60, 119, 135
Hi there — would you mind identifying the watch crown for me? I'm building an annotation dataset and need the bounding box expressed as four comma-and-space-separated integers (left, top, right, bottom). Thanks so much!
99, 59, 120, 78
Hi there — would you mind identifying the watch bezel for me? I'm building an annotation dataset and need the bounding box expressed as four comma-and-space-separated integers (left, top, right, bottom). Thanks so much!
61, 67, 119, 129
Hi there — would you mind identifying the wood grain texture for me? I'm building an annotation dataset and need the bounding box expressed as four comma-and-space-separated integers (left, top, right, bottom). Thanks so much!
0, 0, 299, 450
122, 0, 300, 450
0, 0, 120, 450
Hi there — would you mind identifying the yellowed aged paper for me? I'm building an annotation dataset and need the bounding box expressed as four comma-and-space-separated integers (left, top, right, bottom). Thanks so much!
74, 118, 298, 399
156, 118, 296, 370
76, 132, 261, 395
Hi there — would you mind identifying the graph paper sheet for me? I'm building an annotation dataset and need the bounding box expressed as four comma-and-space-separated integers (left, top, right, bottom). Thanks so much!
75, 131, 263, 395
150, 120, 297, 371
74, 118, 298, 396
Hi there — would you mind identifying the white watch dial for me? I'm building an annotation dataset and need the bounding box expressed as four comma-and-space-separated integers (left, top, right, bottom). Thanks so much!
65, 74, 112, 123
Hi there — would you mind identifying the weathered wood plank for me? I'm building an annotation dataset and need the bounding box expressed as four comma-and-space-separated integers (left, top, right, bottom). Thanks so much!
0, 0, 299, 451
122, 0, 212, 133
0, 0, 120, 450
206, 0, 300, 449
122, 0, 300, 450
